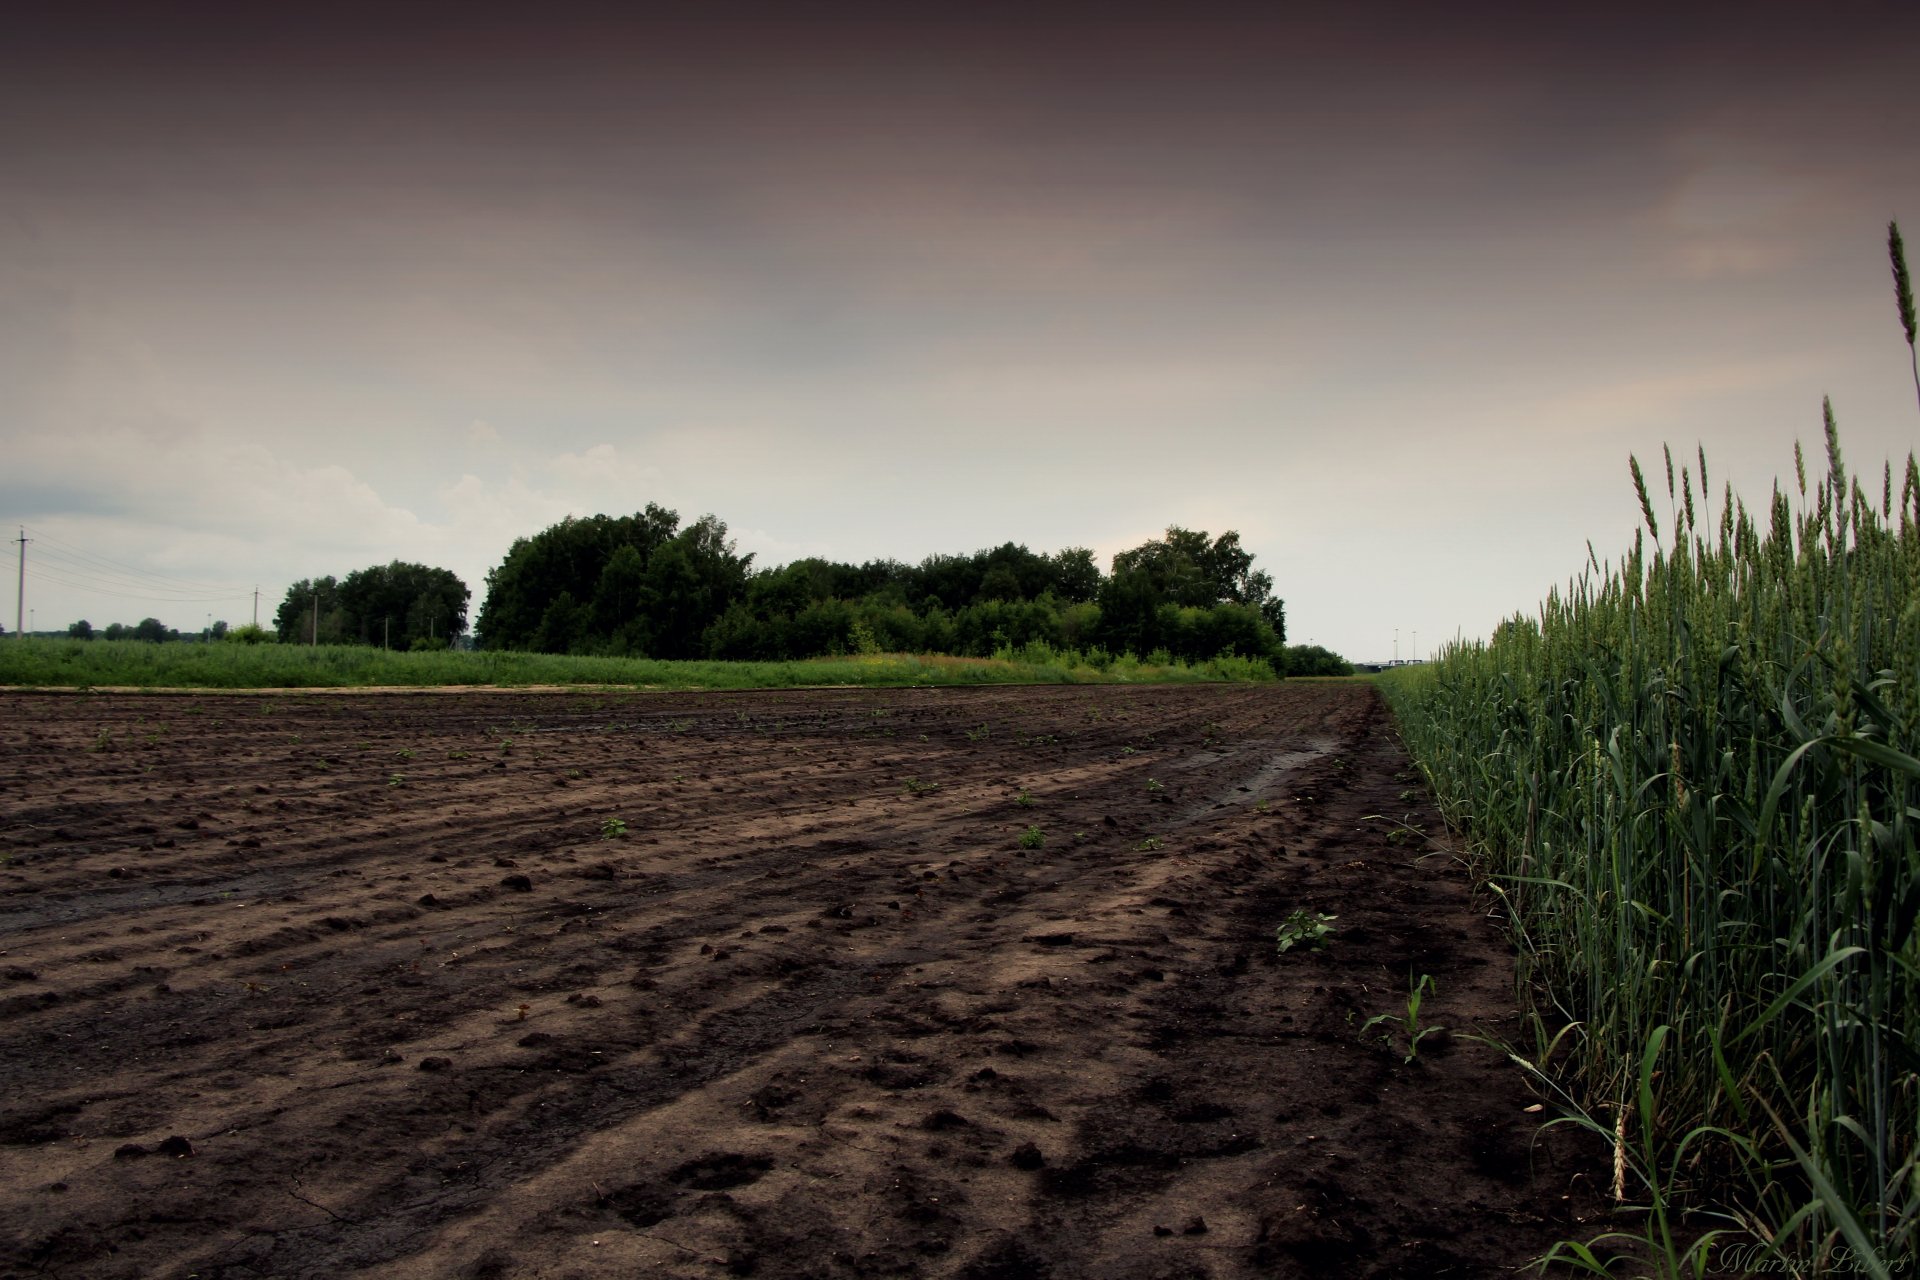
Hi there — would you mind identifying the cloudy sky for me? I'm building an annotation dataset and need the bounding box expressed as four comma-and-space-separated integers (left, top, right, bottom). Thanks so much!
4, 2, 1918, 661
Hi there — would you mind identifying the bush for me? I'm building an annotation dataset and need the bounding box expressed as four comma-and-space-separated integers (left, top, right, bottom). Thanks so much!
1282, 644, 1352, 676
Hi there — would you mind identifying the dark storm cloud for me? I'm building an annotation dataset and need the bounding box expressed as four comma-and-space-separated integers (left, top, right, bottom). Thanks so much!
4, 0, 1909, 329
6, 2, 1911, 267
13, 4, 1914, 178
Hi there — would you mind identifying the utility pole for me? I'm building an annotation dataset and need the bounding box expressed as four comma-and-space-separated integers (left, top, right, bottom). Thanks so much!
1393, 628, 1399, 664
14, 528, 26, 639
252, 587, 259, 628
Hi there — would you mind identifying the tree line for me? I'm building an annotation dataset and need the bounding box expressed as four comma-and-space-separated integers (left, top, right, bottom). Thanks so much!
274, 562, 470, 649
64, 618, 234, 643
56, 511, 1352, 674
475, 508, 1330, 672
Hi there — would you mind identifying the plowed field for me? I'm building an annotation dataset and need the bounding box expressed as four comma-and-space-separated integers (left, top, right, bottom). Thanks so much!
0, 683, 1605, 1278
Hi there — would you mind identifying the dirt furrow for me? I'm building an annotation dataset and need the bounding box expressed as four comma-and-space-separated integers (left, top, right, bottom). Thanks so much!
0, 684, 1607, 1279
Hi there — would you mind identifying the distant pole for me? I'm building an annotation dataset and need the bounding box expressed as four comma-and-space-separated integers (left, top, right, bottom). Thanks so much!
13, 527, 26, 639
252, 587, 259, 628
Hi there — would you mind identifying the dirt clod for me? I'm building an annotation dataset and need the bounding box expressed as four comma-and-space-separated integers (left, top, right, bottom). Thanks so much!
1009, 1141, 1046, 1169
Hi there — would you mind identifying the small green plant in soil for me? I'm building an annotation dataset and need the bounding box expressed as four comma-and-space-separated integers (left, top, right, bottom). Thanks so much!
601, 817, 628, 839
387, 773, 406, 789
1275, 909, 1336, 954
1018, 826, 1044, 850
901, 777, 940, 796
1014, 789, 1034, 807
1137, 837, 1163, 851
1363, 973, 1446, 1063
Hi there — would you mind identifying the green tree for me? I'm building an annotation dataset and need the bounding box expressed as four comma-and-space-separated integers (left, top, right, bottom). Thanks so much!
977, 563, 1023, 603
1097, 527, 1287, 664
589, 544, 649, 651
477, 507, 751, 655
275, 577, 348, 644
1282, 644, 1353, 676
530, 590, 588, 654
1050, 548, 1101, 603
132, 617, 170, 643
337, 562, 469, 648
1110, 527, 1285, 638
477, 506, 680, 650
67, 619, 93, 640
1095, 568, 1169, 657
619, 518, 750, 659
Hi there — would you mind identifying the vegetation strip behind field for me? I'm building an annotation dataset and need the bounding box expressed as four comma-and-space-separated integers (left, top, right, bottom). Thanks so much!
0, 637, 1280, 691
1381, 424, 1919, 1274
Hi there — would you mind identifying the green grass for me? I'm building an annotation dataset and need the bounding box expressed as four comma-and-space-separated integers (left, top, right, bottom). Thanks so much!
1381, 425, 1918, 1272
0, 639, 1279, 691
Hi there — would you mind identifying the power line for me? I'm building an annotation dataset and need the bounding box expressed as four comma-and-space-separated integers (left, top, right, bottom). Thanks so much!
24, 564, 248, 605
24, 550, 248, 602
22, 526, 249, 597
3, 524, 257, 626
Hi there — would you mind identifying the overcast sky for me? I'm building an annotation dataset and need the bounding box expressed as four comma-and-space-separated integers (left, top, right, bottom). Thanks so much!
4, 2, 1918, 661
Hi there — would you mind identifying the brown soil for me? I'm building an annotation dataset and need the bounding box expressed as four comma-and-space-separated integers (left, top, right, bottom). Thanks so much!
0, 683, 1610, 1278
